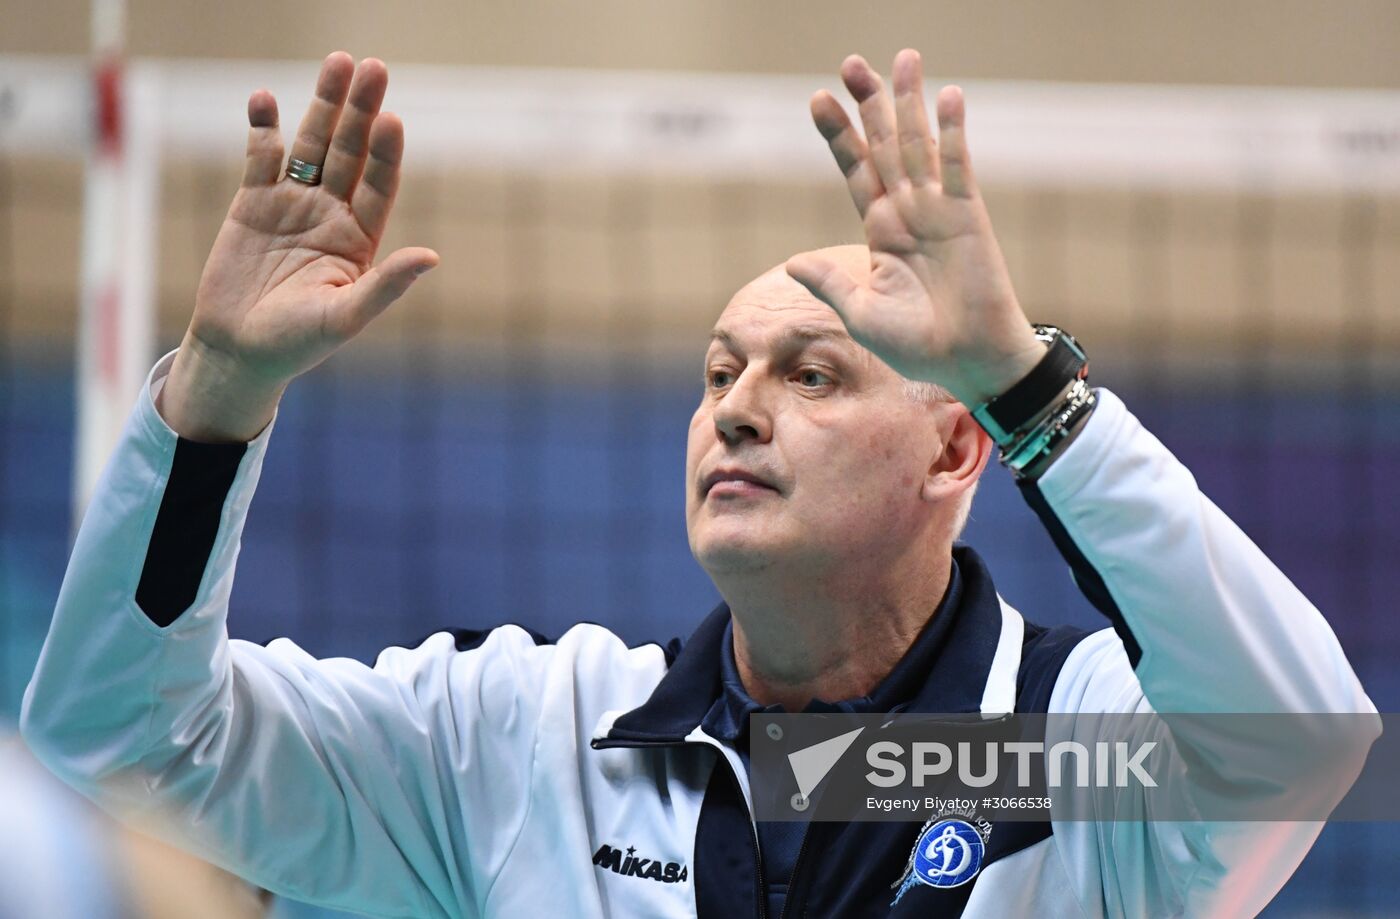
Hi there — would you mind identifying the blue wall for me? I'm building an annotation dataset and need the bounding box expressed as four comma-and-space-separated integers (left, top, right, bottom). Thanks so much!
4, 352, 1398, 916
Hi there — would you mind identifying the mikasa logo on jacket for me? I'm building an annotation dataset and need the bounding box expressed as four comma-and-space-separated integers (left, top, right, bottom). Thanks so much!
592, 843, 689, 884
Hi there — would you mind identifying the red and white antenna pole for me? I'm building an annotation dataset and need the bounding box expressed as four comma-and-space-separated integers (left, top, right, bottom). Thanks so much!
74, 0, 154, 530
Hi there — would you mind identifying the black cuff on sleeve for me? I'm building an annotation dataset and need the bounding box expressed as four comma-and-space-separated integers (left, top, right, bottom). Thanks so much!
135, 437, 248, 628
1018, 478, 1143, 669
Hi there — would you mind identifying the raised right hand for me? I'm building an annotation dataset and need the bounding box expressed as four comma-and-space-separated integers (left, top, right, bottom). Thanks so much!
158, 52, 438, 442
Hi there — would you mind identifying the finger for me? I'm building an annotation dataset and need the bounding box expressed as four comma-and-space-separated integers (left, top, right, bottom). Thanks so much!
785, 252, 867, 328
892, 49, 939, 187
810, 90, 883, 216
336, 246, 440, 334
241, 90, 283, 187
936, 85, 977, 198
286, 51, 355, 177
841, 55, 906, 193
351, 112, 404, 240
321, 58, 389, 200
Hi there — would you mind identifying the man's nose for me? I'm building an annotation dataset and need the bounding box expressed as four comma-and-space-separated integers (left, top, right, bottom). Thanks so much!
713, 372, 773, 444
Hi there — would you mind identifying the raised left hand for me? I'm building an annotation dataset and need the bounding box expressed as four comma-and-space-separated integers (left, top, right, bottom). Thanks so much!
786, 50, 1044, 408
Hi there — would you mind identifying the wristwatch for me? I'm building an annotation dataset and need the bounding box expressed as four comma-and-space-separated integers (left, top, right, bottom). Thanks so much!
970, 324, 1096, 480
971, 324, 1089, 446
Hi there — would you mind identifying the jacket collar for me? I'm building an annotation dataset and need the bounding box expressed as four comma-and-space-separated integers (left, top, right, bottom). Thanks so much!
592, 544, 1013, 749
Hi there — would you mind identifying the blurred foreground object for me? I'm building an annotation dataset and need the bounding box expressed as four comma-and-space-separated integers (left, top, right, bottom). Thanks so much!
0, 733, 122, 918
0, 732, 270, 919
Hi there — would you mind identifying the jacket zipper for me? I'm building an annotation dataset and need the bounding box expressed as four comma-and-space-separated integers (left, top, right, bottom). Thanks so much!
777, 828, 810, 919
719, 754, 768, 919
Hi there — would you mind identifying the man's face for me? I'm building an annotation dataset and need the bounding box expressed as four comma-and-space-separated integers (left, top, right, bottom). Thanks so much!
685, 266, 946, 577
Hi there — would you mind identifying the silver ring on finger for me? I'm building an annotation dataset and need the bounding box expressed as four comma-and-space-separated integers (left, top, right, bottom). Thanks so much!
285, 156, 323, 186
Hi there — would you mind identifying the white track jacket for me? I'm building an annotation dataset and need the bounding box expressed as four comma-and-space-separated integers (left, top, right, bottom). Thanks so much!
22, 351, 1379, 918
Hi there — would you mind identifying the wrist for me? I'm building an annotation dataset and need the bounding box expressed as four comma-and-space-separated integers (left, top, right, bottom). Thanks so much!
952, 336, 1047, 409
996, 378, 1097, 481
964, 324, 1094, 480
970, 325, 1089, 444
157, 337, 287, 443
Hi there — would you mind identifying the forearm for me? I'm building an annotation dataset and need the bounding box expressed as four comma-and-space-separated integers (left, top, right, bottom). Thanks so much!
1038, 391, 1378, 915
1028, 388, 1373, 715
22, 350, 273, 778
19, 353, 464, 915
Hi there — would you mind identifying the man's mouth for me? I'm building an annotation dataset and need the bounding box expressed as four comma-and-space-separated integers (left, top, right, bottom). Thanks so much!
703, 467, 779, 496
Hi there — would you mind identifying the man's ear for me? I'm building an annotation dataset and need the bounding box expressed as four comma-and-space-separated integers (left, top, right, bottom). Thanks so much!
923, 405, 993, 503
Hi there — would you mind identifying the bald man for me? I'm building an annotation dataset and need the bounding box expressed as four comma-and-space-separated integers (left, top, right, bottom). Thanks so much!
687, 246, 986, 717
24, 50, 1375, 919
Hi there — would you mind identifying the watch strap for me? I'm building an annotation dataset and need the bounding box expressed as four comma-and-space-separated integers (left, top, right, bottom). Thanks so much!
972, 326, 1088, 445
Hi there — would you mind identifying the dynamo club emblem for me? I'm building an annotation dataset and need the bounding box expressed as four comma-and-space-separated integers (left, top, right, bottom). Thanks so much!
891, 816, 990, 905
914, 819, 984, 887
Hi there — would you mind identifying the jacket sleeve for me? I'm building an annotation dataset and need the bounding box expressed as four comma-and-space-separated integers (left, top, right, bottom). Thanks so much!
21, 351, 549, 919
1023, 388, 1380, 918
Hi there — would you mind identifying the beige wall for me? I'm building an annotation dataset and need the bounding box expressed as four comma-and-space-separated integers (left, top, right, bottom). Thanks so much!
3, 1, 1398, 368
4, 1, 1399, 89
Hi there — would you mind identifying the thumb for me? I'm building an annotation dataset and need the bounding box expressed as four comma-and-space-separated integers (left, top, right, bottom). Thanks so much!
785, 253, 865, 324
340, 246, 439, 334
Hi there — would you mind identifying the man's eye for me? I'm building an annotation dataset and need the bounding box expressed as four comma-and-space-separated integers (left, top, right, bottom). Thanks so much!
796, 369, 833, 388
707, 370, 734, 389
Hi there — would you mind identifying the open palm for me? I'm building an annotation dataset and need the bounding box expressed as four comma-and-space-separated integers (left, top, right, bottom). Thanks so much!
163, 53, 437, 441
787, 51, 1042, 408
